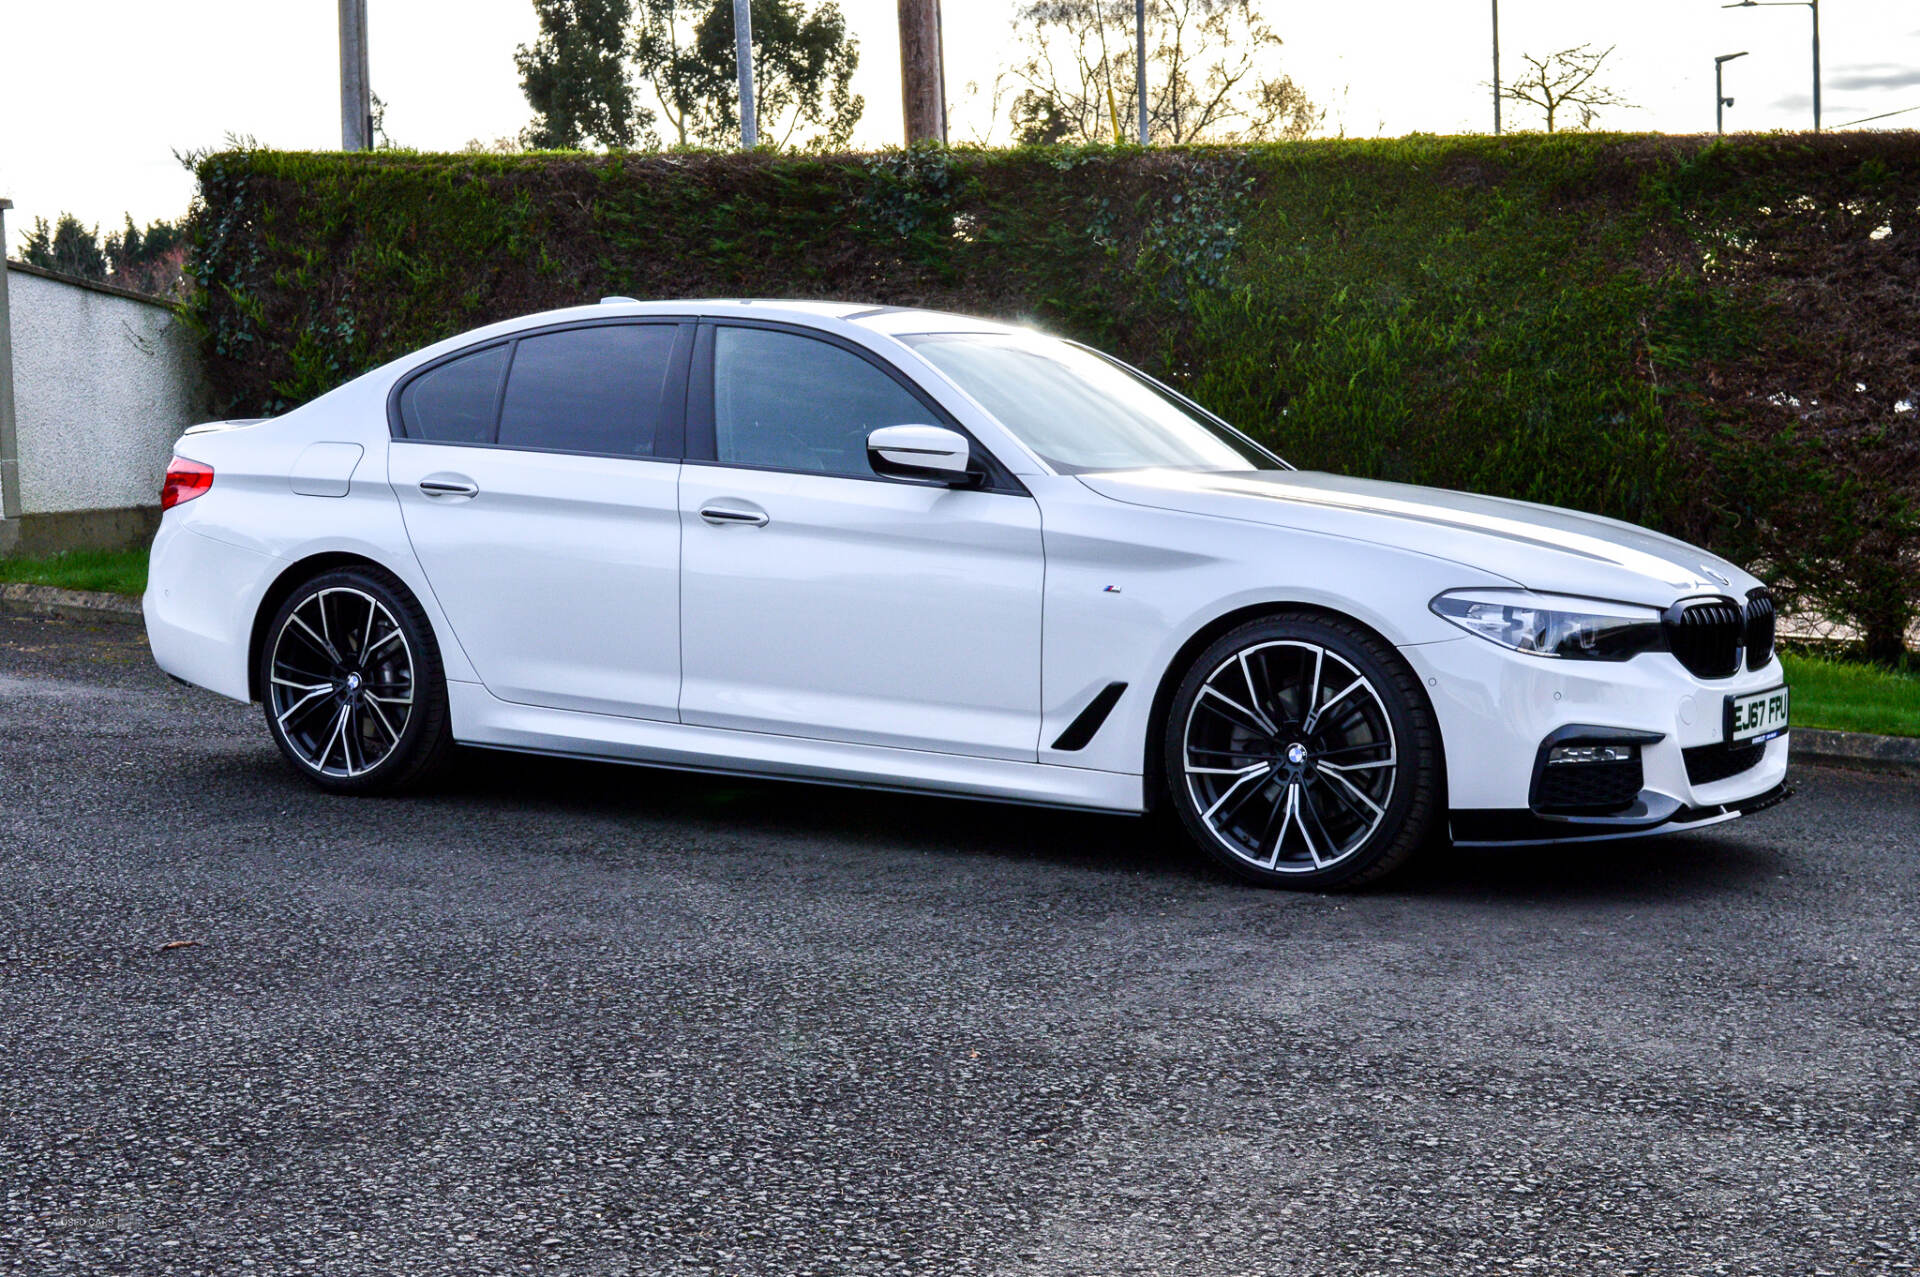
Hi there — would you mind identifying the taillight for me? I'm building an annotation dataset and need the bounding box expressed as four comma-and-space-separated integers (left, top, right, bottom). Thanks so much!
160, 457, 214, 511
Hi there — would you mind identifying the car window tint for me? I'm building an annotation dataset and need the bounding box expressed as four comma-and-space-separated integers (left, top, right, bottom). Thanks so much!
398, 343, 508, 443
713, 327, 930, 477
497, 324, 678, 455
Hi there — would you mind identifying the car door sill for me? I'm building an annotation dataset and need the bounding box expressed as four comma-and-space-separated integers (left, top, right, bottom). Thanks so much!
447, 683, 1144, 813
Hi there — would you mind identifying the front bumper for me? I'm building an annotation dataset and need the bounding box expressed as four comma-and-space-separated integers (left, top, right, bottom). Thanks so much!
1449, 781, 1791, 846
1400, 636, 1791, 846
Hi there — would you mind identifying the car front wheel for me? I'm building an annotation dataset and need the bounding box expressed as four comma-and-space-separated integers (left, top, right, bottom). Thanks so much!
1164, 613, 1442, 889
259, 566, 454, 794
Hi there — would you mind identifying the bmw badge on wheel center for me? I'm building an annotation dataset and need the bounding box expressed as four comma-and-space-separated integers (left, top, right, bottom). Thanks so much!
146, 300, 1789, 889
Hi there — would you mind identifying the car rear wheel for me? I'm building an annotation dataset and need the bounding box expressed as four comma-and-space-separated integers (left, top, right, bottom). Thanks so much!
260, 566, 453, 794
1164, 613, 1441, 889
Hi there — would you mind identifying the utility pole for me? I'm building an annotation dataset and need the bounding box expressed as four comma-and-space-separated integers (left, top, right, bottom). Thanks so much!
1490, 0, 1501, 135
1136, 0, 1149, 143
339, 0, 372, 151
1716, 51, 1749, 134
898, 0, 947, 144
734, 0, 758, 147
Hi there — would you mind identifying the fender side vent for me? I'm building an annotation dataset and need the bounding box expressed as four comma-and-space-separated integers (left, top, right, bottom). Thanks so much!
1051, 682, 1127, 752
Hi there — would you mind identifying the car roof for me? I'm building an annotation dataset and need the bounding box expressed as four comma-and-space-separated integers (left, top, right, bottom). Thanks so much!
589, 297, 1024, 337
385, 299, 1036, 384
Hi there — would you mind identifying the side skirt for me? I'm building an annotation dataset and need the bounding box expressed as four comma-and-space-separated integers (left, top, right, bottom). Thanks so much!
447, 682, 1146, 814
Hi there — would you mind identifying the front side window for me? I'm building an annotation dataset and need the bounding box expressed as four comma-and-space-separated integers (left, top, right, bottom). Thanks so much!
901, 331, 1277, 475
712, 327, 932, 478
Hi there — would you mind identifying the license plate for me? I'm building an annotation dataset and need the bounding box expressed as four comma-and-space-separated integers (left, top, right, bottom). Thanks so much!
1727, 685, 1790, 744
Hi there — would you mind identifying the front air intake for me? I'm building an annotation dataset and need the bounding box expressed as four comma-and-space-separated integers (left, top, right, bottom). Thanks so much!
1683, 739, 1767, 786
1666, 599, 1743, 679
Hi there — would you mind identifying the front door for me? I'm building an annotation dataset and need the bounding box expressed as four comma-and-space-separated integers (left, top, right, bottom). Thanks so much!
390, 320, 691, 721
677, 322, 1044, 760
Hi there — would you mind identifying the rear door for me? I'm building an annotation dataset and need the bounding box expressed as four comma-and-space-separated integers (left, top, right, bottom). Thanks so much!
389, 319, 692, 720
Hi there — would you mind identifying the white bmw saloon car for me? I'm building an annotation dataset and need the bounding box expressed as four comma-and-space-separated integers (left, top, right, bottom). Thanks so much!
146, 299, 1790, 888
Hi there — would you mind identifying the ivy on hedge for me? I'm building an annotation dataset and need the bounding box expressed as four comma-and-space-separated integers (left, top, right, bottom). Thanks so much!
187, 134, 1920, 658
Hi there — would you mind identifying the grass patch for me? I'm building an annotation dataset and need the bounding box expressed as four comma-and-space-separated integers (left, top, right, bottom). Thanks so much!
1781, 650, 1920, 738
0, 549, 149, 597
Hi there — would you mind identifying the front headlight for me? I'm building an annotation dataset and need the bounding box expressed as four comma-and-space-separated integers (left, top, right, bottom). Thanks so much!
1430, 589, 1666, 661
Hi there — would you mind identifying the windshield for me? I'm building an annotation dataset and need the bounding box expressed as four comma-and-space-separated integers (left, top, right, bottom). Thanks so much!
900, 331, 1281, 475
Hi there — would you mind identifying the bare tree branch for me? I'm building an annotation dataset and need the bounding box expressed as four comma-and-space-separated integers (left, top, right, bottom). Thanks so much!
1011, 0, 1317, 145
1499, 44, 1635, 133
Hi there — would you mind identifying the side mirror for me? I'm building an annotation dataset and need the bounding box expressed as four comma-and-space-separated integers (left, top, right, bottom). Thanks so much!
867, 424, 975, 485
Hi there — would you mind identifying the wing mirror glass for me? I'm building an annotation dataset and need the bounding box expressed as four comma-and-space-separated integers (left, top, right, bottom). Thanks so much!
867, 424, 975, 485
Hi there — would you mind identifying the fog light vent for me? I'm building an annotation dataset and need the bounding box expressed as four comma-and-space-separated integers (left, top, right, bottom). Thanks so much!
1547, 743, 1636, 766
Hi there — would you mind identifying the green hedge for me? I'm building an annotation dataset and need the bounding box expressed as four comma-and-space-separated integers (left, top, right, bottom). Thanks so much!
189, 135, 1920, 658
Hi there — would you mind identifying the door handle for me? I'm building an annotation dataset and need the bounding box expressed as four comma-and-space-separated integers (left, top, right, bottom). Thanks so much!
699, 502, 769, 528
419, 477, 479, 499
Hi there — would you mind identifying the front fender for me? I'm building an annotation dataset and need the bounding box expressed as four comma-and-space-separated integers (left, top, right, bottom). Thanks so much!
1033, 476, 1511, 780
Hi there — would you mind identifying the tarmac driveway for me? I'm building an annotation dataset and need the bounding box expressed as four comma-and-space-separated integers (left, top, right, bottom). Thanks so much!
1, 611, 1915, 1275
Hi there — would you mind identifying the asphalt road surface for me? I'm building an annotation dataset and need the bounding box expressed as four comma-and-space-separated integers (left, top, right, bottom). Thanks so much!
2, 611, 1916, 1276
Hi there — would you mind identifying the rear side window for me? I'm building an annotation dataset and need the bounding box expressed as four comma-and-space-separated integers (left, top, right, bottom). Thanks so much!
397, 343, 508, 444
497, 324, 679, 455
395, 322, 681, 455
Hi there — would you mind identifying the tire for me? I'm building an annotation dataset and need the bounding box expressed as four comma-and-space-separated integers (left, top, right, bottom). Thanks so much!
258, 565, 454, 795
1162, 612, 1442, 890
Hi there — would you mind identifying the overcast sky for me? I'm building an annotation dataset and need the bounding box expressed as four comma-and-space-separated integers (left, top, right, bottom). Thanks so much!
4, 0, 1918, 244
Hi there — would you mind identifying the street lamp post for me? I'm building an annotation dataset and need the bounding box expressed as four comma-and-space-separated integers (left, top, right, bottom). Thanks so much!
1715, 51, 1749, 134
1723, 0, 1820, 132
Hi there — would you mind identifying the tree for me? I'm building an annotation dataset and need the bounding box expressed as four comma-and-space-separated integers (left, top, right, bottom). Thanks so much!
1011, 90, 1073, 145
20, 214, 107, 280
1500, 44, 1634, 133
633, 0, 702, 145
1010, 0, 1316, 145
19, 212, 187, 297
517, 0, 861, 150
634, 0, 862, 149
106, 216, 190, 297
952, 71, 1015, 145
370, 92, 394, 149
517, 0, 647, 149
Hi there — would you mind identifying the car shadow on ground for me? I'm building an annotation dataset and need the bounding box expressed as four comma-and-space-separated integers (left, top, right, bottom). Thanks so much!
438, 744, 1210, 882
425, 746, 1785, 903
1389, 828, 1786, 903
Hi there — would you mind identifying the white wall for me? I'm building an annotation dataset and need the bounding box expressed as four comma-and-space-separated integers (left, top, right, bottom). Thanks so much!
1, 263, 209, 517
